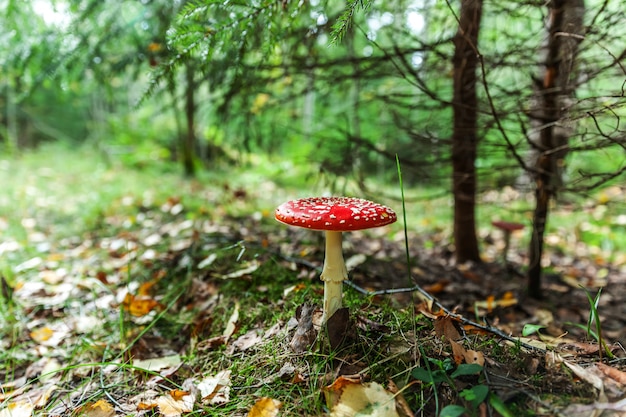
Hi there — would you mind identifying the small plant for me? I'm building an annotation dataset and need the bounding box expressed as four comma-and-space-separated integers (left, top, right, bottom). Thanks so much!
413, 359, 488, 417
567, 286, 614, 360
412, 357, 515, 417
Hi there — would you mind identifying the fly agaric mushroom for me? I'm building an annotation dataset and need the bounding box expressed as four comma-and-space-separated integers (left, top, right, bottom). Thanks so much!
491, 220, 525, 263
275, 197, 397, 322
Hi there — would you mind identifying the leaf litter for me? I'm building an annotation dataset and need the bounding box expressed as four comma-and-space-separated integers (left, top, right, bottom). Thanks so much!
1, 168, 625, 416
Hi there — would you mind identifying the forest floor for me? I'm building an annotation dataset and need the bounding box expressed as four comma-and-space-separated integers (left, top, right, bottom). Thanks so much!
1, 144, 625, 417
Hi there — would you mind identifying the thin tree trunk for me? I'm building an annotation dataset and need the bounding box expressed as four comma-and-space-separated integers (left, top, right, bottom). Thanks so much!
452, 0, 483, 263
528, 0, 584, 298
183, 61, 197, 177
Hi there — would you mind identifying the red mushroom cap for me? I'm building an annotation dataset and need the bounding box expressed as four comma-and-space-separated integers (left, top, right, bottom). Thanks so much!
275, 197, 397, 232
491, 220, 525, 232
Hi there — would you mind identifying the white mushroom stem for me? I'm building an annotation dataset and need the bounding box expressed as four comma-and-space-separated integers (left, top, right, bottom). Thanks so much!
320, 231, 348, 323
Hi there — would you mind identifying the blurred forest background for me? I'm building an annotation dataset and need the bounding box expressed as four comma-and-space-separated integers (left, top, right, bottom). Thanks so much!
1, 0, 625, 297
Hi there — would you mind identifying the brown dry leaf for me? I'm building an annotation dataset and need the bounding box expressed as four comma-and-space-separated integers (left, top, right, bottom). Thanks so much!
415, 300, 437, 319
463, 349, 485, 366
232, 329, 263, 351
596, 362, 626, 385
387, 380, 414, 417
434, 316, 461, 341
289, 303, 318, 353
324, 376, 400, 417
327, 307, 355, 351
196, 335, 226, 351
463, 324, 489, 336
449, 340, 466, 365
422, 280, 450, 294
247, 397, 282, 417
558, 341, 602, 356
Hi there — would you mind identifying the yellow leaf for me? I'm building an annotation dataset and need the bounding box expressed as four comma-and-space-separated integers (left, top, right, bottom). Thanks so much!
74, 399, 115, 417
0, 401, 34, 417
155, 393, 194, 417
30, 327, 54, 343
247, 397, 282, 417
123, 293, 161, 317
170, 389, 190, 401
324, 376, 400, 417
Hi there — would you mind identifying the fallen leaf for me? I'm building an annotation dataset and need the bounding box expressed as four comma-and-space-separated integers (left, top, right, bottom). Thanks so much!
474, 294, 518, 312
123, 293, 161, 317
40, 358, 62, 383
449, 340, 466, 365
134, 354, 182, 372
232, 329, 263, 351
326, 307, 355, 351
463, 349, 485, 366
74, 400, 116, 417
196, 335, 226, 351
596, 362, 626, 385
138, 281, 157, 296
197, 370, 231, 405
290, 304, 318, 353
415, 300, 437, 319
387, 380, 414, 417
169, 390, 190, 401
222, 261, 259, 279
562, 358, 604, 391
283, 283, 307, 298
345, 254, 367, 271
137, 402, 157, 411
223, 302, 240, 341
324, 376, 400, 417
0, 401, 34, 417
198, 253, 217, 269
247, 397, 282, 417
434, 316, 461, 341
30, 327, 54, 343
422, 280, 450, 294
558, 341, 601, 356
34, 383, 59, 407
155, 393, 194, 417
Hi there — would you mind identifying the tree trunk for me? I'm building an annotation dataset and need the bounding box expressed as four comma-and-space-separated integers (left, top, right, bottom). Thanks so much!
452, 0, 483, 263
528, 0, 584, 298
182, 61, 197, 177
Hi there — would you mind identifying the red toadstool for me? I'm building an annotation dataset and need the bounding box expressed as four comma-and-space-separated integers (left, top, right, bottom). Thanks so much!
491, 220, 525, 263
275, 197, 397, 322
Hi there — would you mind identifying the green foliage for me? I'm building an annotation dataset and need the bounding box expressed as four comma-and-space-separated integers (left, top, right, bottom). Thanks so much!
331, 0, 372, 44
412, 360, 502, 416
